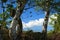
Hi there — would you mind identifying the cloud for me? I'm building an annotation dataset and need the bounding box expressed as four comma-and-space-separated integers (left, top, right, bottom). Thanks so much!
22, 18, 44, 28
22, 14, 57, 29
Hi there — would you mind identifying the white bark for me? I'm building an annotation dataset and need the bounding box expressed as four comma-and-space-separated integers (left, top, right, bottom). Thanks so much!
9, 2, 22, 40
9, 17, 18, 40
9, 0, 27, 40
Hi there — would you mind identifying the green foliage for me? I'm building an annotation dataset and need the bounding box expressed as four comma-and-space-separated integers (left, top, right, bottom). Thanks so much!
53, 2, 60, 12
55, 13, 60, 32
0, 0, 60, 40
1, 0, 7, 3
47, 30, 54, 36
49, 4, 60, 32
6, 4, 14, 12
0, 11, 10, 29
50, 13, 60, 33
35, 0, 54, 11
49, 14, 57, 25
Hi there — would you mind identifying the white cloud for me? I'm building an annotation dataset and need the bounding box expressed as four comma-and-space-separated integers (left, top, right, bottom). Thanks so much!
22, 14, 57, 29
22, 18, 44, 28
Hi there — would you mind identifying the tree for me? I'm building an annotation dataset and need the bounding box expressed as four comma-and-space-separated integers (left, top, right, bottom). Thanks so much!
0, 0, 37, 40
9, 0, 60, 40
9, 0, 28, 40
0, 0, 12, 40
35, 0, 60, 40
0, 0, 12, 29
35, 0, 52, 40
50, 5, 60, 33
0, 0, 60, 40
54, 2, 60, 33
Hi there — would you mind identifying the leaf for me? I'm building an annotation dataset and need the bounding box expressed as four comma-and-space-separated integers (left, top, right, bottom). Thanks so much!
0, 14, 3, 18
1, 0, 7, 3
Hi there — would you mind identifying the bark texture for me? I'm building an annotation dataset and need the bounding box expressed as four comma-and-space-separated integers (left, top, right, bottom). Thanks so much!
42, 10, 50, 40
9, 0, 27, 40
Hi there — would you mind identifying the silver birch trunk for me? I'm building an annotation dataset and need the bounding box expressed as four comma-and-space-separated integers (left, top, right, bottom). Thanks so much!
42, 11, 50, 40
9, 0, 27, 40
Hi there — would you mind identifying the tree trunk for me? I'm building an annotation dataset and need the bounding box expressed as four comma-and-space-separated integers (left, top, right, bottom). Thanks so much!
9, 0, 27, 40
42, 10, 50, 40
0, 27, 3, 40
16, 18, 23, 40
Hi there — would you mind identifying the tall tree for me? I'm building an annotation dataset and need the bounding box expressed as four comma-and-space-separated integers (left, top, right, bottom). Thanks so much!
9, 0, 27, 40
0, 0, 10, 29
35, 0, 52, 40
50, 4, 60, 33
35, 0, 60, 40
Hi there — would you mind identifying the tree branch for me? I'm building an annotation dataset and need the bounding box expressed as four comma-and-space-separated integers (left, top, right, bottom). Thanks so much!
24, 5, 37, 10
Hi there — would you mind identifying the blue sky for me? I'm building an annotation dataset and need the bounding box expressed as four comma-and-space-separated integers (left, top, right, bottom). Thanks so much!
21, 7, 54, 32
0, 0, 59, 32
